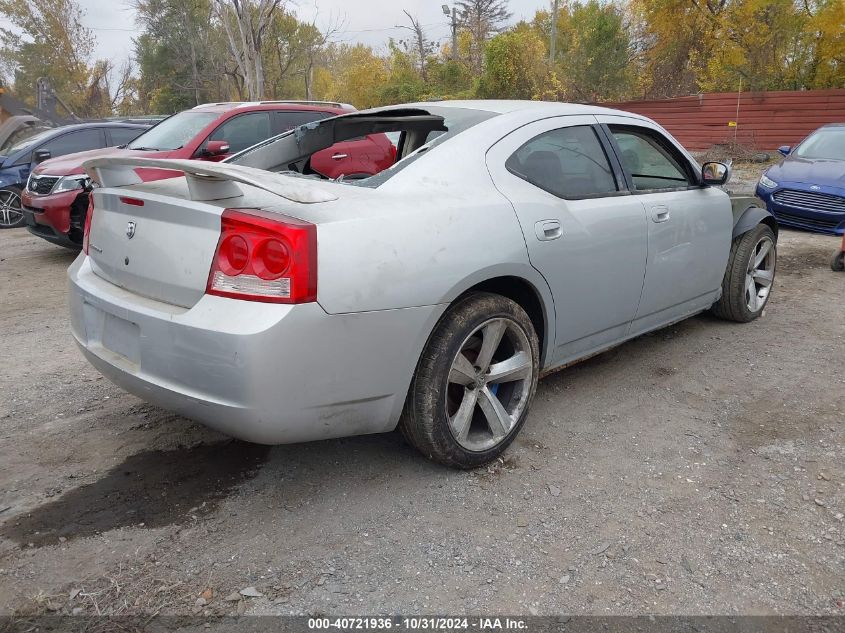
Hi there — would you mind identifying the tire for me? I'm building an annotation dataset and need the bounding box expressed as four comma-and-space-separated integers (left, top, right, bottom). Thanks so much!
399, 292, 540, 469
0, 186, 25, 229
711, 224, 777, 323
831, 250, 845, 272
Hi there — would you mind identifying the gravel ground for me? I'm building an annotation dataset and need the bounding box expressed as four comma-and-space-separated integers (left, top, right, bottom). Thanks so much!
0, 221, 843, 617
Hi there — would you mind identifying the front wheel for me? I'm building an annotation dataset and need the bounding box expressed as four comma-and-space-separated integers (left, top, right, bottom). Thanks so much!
711, 223, 777, 322
400, 292, 540, 469
0, 187, 25, 229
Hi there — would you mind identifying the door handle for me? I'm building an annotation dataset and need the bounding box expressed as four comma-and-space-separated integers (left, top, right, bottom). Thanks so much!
535, 219, 562, 241
331, 153, 348, 160
651, 206, 670, 223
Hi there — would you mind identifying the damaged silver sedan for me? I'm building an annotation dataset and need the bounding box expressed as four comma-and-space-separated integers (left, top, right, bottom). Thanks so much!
69, 100, 777, 467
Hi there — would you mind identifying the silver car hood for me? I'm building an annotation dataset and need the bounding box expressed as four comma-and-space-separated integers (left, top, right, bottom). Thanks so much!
82, 156, 338, 204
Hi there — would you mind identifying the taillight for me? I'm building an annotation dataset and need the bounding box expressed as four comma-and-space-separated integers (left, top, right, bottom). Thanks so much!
206, 208, 317, 304
82, 194, 95, 255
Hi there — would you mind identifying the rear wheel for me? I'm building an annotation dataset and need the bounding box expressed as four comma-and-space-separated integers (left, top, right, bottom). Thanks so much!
0, 187, 24, 229
711, 224, 777, 322
400, 292, 540, 468
832, 250, 845, 272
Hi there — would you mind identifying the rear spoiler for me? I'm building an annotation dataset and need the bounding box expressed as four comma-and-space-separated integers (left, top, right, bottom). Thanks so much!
82, 157, 338, 204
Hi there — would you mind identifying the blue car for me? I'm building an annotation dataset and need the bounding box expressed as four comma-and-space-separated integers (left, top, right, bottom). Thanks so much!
756, 123, 845, 235
0, 121, 149, 229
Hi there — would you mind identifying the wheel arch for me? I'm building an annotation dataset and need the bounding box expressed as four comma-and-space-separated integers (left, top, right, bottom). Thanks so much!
440, 265, 556, 367
731, 199, 778, 240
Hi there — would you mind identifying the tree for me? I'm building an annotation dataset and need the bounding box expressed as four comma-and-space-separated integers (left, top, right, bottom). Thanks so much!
699, 0, 845, 91
564, 1, 634, 101
397, 10, 436, 82
378, 40, 428, 104
809, 0, 845, 88
455, 0, 512, 73
630, 0, 722, 98
476, 25, 551, 99
214, 0, 284, 99
133, 0, 223, 111
0, 0, 107, 117
630, 0, 845, 96
318, 44, 387, 109
263, 12, 328, 100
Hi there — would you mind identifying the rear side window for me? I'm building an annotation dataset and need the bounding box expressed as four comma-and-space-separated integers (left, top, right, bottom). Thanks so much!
40, 129, 105, 158
107, 127, 144, 146
610, 128, 691, 190
206, 112, 272, 154
273, 110, 331, 133
506, 126, 618, 199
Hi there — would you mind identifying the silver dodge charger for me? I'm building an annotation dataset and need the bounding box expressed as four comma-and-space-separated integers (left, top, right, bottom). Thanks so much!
69, 101, 778, 468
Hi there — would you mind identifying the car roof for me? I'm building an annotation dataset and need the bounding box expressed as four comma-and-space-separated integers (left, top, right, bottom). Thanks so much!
820, 122, 845, 128
396, 99, 650, 120
40, 121, 149, 135
190, 101, 356, 114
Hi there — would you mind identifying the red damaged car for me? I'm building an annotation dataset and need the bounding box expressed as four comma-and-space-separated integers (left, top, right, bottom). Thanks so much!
22, 101, 395, 248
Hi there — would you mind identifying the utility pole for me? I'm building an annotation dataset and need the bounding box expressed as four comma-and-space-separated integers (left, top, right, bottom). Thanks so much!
549, 0, 559, 63
442, 4, 458, 61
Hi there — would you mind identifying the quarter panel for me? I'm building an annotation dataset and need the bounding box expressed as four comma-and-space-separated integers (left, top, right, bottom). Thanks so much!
315, 150, 534, 315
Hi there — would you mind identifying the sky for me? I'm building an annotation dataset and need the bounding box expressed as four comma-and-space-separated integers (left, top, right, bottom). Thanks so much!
75, 0, 552, 65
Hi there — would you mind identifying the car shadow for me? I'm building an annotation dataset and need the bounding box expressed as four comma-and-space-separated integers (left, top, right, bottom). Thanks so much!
0, 313, 715, 548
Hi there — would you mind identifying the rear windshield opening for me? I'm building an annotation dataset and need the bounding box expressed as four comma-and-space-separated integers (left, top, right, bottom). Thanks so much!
227, 106, 497, 186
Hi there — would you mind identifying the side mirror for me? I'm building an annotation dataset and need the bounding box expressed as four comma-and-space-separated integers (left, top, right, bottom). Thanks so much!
701, 161, 731, 186
203, 140, 230, 157
33, 149, 52, 163
777, 145, 791, 156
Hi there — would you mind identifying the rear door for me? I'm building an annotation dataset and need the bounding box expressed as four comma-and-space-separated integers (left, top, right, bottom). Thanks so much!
487, 115, 648, 365
269, 110, 362, 177
311, 136, 364, 178
597, 116, 732, 333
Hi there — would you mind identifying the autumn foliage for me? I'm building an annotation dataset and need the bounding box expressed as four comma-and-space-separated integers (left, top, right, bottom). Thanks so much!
1, 0, 843, 116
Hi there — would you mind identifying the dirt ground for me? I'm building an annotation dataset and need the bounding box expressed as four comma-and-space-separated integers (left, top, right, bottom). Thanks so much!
0, 215, 843, 617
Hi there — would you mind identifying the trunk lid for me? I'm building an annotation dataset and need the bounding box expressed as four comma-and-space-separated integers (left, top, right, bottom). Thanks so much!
83, 157, 338, 308
87, 185, 228, 308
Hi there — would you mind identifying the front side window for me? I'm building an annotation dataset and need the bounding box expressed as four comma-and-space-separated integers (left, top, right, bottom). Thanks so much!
505, 126, 618, 199
610, 128, 691, 191
205, 112, 272, 154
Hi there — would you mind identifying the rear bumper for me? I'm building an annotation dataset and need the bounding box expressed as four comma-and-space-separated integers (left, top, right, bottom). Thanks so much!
68, 256, 443, 444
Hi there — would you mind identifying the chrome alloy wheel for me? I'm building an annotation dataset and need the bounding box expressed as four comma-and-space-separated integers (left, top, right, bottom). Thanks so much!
445, 317, 534, 452
745, 235, 776, 312
0, 189, 23, 228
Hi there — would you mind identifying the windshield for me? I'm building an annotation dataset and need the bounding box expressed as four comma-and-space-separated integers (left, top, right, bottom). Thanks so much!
4, 127, 54, 154
793, 128, 845, 161
127, 111, 218, 151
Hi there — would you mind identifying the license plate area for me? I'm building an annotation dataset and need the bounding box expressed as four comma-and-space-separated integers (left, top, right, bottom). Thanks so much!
83, 302, 141, 365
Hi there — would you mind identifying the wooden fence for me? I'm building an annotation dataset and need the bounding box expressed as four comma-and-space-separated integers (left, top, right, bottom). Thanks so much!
600, 89, 845, 151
